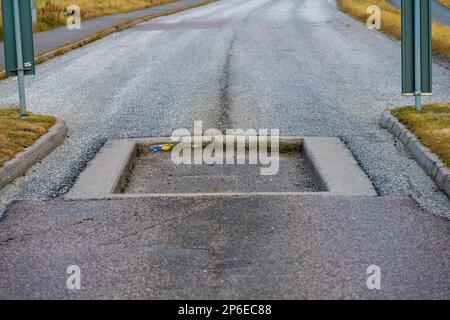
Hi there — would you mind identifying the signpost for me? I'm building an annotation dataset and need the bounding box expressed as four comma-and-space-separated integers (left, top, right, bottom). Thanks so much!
1, 0, 36, 116
401, 0, 432, 110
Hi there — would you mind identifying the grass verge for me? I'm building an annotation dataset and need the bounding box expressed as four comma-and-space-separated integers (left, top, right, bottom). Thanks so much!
0, 0, 176, 41
336, 0, 450, 59
392, 102, 450, 166
438, 0, 450, 9
0, 108, 56, 167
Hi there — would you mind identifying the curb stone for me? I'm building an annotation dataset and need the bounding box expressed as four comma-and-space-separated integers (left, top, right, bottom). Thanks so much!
379, 109, 450, 198
0, 119, 67, 188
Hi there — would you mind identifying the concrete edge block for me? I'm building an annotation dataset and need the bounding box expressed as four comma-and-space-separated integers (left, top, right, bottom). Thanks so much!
424, 153, 441, 176
443, 177, 450, 198
386, 118, 396, 131
431, 162, 445, 180
436, 167, 450, 190
422, 156, 433, 176
414, 147, 427, 167
391, 121, 405, 137
406, 135, 419, 152
401, 131, 413, 147
379, 111, 392, 128
410, 140, 422, 157
65, 139, 137, 200
302, 137, 377, 196
0, 119, 67, 189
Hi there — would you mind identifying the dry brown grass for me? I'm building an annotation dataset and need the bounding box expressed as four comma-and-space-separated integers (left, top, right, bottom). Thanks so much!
336, 0, 450, 59
337, 0, 402, 37
37, 0, 176, 20
393, 103, 450, 166
433, 23, 450, 59
0, 109, 56, 167
0, 0, 175, 40
437, 0, 450, 9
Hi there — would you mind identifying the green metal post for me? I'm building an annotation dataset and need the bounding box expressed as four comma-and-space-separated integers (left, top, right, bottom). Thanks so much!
414, 0, 422, 111
401, 0, 432, 100
12, 0, 27, 116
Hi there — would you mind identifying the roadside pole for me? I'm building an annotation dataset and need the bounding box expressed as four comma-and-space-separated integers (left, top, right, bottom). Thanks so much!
401, 0, 432, 109
13, 0, 27, 116
2, 0, 36, 116
414, 0, 422, 111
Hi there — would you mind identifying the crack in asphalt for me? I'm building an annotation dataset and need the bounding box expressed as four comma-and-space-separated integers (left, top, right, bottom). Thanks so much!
216, 0, 275, 133
102, 215, 193, 246
217, 34, 236, 133
0, 234, 33, 246
101, 203, 211, 246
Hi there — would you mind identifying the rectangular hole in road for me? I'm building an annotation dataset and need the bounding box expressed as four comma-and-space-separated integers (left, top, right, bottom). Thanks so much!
66, 136, 377, 200
123, 143, 319, 194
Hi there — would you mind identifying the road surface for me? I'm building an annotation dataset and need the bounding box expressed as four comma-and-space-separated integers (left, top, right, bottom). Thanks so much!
0, 0, 449, 299
0, 0, 448, 216
0, 0, 205, 70
1, 196, 448, 299
389, 0, 450, 26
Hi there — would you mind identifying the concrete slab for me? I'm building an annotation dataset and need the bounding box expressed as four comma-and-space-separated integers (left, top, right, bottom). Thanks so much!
67, 140, 136, 199
303, 137, 377, 196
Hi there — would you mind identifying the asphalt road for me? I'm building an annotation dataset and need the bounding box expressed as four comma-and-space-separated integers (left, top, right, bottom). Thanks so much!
0, 0, 205, 70
1, 196, 448, 299
0, 0, 449, 299
0, 0, 449, 216
389, 0, 450, 26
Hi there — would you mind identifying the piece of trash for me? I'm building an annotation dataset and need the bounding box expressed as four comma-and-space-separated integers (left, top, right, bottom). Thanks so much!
149, 144, 173, 152
150, 146, 162, 152
161, 145, 172, 151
